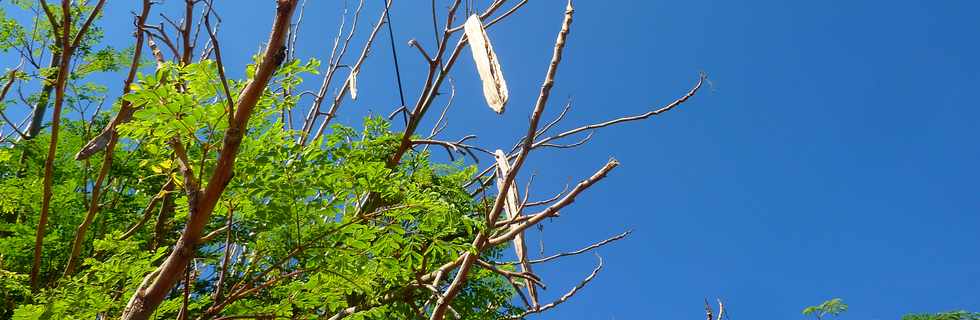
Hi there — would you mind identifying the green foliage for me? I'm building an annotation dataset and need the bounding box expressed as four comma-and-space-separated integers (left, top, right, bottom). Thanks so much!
0, 13, 522, 315
0, 8, 26, 53
903, 311, 980, 320
801, 299, 978, 320
803, 298, 848, 320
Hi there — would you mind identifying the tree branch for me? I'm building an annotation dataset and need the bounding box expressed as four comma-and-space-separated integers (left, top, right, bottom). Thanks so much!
498, 230, 630, 265
120, 2, 299, 319
429, 4, 575, 318
119, 179, 176, 240
490, 158, 618, 247
63, 0, 150, 278
507, 254, 603, 319
0, 67, 27, 140
532, 73, 705, 149
308, 0, 393, 143
33, 0, 106, 290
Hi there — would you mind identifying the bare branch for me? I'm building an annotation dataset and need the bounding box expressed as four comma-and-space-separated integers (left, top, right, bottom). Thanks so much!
429, 5, 577, 310
34, 0, 107, 290
143, 24, 180, 59
411, 137, 491, 162
446, 0, 521, 33
64, 0, 152, 278
212, 204, 235, 304
482, 0, 529, 30
469, 73, 702, 197
309, 0, 393, 143
533, 73, 706, 149
499, 230, 630, 265
300, 0, 374, 143
718, 299, 726, 320
409, 38, 434, 63
471, 0, 577, 243
534, 99, 572, 141
202, 0, 235, 124
76, 0, 154, 159
298, 0, 359, 138
288, 0, 308, 60
706, 298, 714, 320
474, 259, 544, 288
0, 67, 27, 139
384, 0, 465, 167
426, 78, 456, 140
524, 183, 568, 208
199, 225, 229, 243
490, 158, 618, 247
537, 130, 593, 149
507, 254, 604, 319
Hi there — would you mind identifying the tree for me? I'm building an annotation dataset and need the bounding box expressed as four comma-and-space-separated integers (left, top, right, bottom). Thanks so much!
0, 1, 704, 319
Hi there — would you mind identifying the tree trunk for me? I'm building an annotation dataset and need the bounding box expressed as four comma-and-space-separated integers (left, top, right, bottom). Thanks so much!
23, 53, 59, 140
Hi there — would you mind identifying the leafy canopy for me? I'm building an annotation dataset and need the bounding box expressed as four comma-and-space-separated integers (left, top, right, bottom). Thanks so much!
0, 3, 521, 319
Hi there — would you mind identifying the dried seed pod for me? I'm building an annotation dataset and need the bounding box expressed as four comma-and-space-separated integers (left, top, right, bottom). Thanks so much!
349, 69, 358, 100
464, 14, 508, 114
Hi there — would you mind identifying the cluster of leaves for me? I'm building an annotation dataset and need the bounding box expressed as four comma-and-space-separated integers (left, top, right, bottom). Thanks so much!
803, 298, 978, 320
803, 298, 849, 320
0, 116, 153, 318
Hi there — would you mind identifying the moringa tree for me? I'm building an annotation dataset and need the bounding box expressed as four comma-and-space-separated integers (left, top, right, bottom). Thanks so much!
0, 0, 704, 319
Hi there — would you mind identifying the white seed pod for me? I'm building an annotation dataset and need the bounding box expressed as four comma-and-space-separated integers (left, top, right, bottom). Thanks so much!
349, 69, 358, 100
464, 14, 508, 114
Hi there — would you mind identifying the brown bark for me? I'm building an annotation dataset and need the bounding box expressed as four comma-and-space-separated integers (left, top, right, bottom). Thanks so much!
64, 0, 153, 276
119, 2, 298, 319
32, 0, 107, 291
29, 38, 69, 293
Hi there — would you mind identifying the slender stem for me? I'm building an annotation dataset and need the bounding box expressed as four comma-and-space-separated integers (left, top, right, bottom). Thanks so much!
64, 0, 150, 277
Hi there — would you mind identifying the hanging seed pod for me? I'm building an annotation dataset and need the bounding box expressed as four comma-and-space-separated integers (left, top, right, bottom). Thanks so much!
349, 69, 359, 100
493, 149, 539, 306
464, 14, 508, 114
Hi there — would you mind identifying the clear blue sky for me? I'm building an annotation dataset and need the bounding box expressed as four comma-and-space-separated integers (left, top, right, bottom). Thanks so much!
7, 1, 980, 319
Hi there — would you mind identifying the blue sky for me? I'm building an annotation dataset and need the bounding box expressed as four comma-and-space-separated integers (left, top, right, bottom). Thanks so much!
5, 0, 980, 319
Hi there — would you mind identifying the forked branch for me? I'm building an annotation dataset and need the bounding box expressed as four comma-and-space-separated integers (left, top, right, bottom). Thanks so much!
120, 2, 299, 319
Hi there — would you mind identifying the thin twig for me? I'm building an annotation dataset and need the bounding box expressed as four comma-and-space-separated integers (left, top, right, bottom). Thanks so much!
309, 0, 393, 143
490, 158, 617, 246
499, 230, 630, 265
203, 0, 236, 124
533, 74, 706, 149
507, 254, 604, 319
212, 204, 235, 304
0, 67, 27, 139
119, 179, 176, 240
